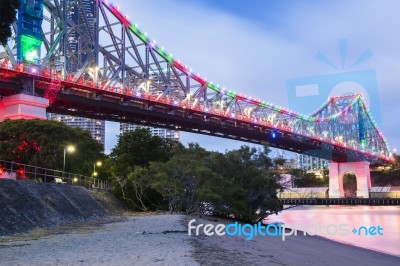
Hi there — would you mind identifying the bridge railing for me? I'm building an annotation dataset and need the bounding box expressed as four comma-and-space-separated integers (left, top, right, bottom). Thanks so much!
279, 197, 400, 206
0, 159, 111, 190
278, 191, 400, 199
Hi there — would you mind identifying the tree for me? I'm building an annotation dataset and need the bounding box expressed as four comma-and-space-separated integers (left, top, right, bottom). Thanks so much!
371, 154, 400, 186
126, 167, 151, 211
290, 169, 328, 187
108, 136, 282, 221
0, 0, 20, 46
149, 161, 185, 214
0, 119, 104, 176
148, 145, 221, 214
205, 145, 282, 222
108, 128, 181, 177
273, 157, 286, 168
390, 154, 400, 171
107, 128, 181, 210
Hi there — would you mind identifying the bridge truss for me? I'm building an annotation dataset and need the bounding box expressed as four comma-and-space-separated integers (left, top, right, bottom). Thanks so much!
0, 0, 394, 164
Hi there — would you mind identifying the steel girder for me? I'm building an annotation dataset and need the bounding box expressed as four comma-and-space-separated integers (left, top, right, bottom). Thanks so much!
0, 0, 393, 162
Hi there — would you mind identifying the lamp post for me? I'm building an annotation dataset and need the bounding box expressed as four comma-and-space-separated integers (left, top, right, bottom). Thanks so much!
92, 161, 102, 178
92, 161, 102, 188
63, 145, 76, 173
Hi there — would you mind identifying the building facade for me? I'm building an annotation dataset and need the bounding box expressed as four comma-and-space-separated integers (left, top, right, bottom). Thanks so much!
283, 158, 298, 169
120, 123, 180, 141
296, 154, 329, 170
48, 114, 105, 146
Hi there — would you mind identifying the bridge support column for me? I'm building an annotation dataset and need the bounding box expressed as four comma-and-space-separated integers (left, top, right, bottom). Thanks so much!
329, 162, 343, 198
0, 94, 49, 121
329, 161, 371, 198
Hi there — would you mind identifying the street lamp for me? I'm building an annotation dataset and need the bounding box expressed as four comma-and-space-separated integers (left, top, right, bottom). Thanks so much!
92, 161, 102, 178
63, 145, 76, 172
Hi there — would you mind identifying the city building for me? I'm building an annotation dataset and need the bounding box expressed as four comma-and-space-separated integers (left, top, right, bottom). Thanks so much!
120, 123, 180, 141
47, 114, 105, 146
296, 154, 329, 170
49, 0, 105, 148
283, 158, 298, 169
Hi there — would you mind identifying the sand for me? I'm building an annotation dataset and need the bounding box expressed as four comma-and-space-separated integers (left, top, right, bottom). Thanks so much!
191, 216, 400, 265
0, 214, 195, 266
0, 214, 398, 266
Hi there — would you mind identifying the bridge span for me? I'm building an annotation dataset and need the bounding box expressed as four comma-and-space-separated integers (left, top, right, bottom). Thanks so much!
0, 0, 396, 198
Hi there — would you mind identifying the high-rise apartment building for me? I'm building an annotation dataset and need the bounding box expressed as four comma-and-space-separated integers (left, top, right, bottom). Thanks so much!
296, 154, 329, 170
48, 0, 105, 148
48, 114, 105, 145
120, 123, 180, 141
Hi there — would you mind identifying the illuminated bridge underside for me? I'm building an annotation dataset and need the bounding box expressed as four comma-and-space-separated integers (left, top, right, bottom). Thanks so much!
0, 0, 393, 165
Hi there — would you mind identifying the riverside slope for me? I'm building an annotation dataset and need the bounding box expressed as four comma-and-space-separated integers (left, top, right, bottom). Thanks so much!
0, 179, 126, 236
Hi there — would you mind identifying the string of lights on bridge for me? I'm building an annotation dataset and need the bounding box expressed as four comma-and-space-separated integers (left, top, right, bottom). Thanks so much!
99, 0, 393, 161
0, 58, 393, 163
0, 0, 393, 163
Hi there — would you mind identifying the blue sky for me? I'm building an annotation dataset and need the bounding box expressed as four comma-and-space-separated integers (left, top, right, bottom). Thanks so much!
105, 0, 400, 156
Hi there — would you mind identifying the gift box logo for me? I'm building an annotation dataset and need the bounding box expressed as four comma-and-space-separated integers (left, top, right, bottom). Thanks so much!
286, 40, 382, 160
287, 39, 381, 128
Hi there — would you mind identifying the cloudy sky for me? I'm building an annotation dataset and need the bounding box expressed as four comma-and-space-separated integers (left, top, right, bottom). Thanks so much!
104, 0, 400, 156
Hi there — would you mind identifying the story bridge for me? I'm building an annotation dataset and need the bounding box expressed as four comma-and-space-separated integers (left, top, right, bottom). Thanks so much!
0, 0, 395, 198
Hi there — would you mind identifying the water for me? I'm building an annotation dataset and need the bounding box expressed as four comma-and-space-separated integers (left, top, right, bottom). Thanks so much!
267, 205, 400, 256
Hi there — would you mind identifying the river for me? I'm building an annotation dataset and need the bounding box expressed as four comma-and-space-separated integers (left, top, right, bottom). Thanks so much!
267, 205, 400, 256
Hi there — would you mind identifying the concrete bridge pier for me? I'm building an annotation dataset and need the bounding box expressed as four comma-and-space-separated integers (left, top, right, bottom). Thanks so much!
0, 94, 49, 122
329, 161, 371, 198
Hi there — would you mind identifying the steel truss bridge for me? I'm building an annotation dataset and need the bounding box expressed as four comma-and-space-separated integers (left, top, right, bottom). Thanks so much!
0, 0, 394, 165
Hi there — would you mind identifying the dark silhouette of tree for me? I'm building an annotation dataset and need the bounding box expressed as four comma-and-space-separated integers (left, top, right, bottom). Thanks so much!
371, 154, 400, 186
0, 0, 20, 46
0, 119, 104, 176
289, 169, 328, 187
108, 136, 283, 220
107, 128, 182, 210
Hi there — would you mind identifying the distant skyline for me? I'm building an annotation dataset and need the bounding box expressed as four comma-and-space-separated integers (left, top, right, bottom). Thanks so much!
105, 0, 400, 155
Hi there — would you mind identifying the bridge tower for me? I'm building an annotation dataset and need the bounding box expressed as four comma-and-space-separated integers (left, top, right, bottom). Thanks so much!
0, 0, 48, 122
328, 161, 371, 198
0, 94, 49, 122
308, 95, 379, 198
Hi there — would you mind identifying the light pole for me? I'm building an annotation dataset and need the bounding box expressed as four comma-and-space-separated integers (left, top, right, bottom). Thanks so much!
63, 145, 76, 173
92, 161, 102, 178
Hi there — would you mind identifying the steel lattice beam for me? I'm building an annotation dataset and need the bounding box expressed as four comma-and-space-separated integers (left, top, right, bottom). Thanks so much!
0, 0, 394, 164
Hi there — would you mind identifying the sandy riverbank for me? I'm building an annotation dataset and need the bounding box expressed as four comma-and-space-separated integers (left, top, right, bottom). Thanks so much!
0, 214, 398, 265
191, 216, 400, 265
0, 214, 195, 265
